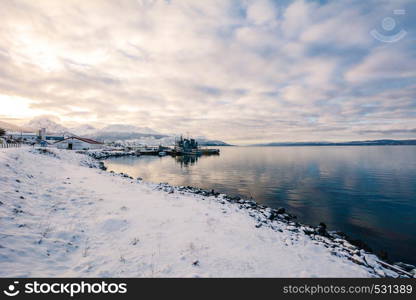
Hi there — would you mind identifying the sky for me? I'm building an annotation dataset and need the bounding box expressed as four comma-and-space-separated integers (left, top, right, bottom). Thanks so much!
0, 0, 415, 144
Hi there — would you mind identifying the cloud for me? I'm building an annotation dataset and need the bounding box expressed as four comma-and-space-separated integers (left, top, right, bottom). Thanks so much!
246, 0, 279, 25
0, 0, 415, 144
359, 128, 416, 135
345, 44, 416, 83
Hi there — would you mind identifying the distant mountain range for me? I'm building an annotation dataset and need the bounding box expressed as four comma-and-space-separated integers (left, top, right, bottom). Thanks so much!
0, 120, 33, 132
0, 118, 231, 146
198, 140, 232, 146
252, 139, 416, 146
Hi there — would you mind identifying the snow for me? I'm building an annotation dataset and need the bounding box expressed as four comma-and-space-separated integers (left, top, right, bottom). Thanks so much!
25, 117, 68, 134
0, 147, 403, 277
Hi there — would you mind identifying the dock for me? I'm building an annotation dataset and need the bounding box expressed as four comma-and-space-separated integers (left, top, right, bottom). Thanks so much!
130, 137, 220, 157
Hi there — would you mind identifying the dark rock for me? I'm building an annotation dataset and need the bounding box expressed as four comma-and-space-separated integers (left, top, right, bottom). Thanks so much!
276, 207, 285, 214
192, 260, 200, 266
12, 208, 24, 214
376, 250, 389, 262
15, 179, 21, 183
268, 211, 277, 220
255, 223, 262, 228
20, 196, 25, 199
303, 228, 315, 235
346, 238, 373, 253
98, 162, 107, 171
394, 262, 416, 272
317, 222, 330, 237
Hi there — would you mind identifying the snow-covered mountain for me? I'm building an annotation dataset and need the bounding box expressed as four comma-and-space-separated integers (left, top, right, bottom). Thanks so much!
69, 124, 97, 136
25, 117, 69, 134
99, 124, 159, 135
20, 117, 165, 141
19, 117, 230, 145
23, 117, 161, 138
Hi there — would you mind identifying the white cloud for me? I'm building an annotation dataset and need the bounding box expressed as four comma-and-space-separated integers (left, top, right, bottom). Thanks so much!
345, 44, 416, 83
246, 0, 278, 25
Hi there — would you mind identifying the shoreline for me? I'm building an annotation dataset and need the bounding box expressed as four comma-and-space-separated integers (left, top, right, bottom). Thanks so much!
1, 147, 414, 277
99, 153, 416, 278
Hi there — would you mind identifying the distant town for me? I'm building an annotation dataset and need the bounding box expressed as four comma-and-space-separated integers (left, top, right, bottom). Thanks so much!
0, 117, 224, 158
1, 117, 415, 152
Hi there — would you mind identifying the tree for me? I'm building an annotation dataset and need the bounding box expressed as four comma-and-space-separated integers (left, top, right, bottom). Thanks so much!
0, 128, 5, 137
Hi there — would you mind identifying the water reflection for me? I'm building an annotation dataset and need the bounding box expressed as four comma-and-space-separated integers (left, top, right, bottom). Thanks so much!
175, 155, 200, 167
104, 146, 416, 265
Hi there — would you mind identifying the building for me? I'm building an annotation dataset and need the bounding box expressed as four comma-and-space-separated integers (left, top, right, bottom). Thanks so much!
6, 129, 64, 144
6, 132, 38, 142
38, 128, 65, 142
54, 137, 104, 150
45, 135, 65, 142
39, 128, 46, 141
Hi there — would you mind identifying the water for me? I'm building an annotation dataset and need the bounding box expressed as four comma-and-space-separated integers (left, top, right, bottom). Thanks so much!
104, 146, 416, 265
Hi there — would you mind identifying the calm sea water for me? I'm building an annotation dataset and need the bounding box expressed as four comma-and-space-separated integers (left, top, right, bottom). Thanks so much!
104, 146, 416, 265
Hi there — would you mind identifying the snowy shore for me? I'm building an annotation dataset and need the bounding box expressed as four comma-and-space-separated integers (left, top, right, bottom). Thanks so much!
0, 147, 412, 277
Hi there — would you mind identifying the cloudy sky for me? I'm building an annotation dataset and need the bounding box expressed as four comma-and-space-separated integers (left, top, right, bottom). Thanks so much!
1, 0, 415, 144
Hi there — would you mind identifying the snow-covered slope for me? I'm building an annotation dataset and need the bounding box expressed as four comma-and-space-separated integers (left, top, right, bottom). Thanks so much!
23, 118, 166, 141
25, 117, 69, 134
19, 117, 230, 145
0, 148, 402, 277
69, 124, 97, 136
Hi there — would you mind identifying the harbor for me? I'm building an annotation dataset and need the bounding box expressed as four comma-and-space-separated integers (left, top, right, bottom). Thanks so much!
121, 136, 220, 157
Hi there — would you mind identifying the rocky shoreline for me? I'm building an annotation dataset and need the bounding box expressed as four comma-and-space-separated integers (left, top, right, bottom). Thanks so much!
153, 183, 415, 278
90, 156, 415, 278
12, 148, 415, 277
77, 149, 138, 160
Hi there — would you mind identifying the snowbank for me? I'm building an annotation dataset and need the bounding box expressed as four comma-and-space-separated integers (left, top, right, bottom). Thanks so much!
0, 148, 409, 277
79, 149, 137, 160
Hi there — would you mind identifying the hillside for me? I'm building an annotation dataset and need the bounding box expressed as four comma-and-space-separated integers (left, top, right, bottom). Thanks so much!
4, 117, 230, 146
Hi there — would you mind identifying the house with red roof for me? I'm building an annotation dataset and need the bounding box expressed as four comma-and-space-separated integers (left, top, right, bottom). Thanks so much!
54, 136, 104, 150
